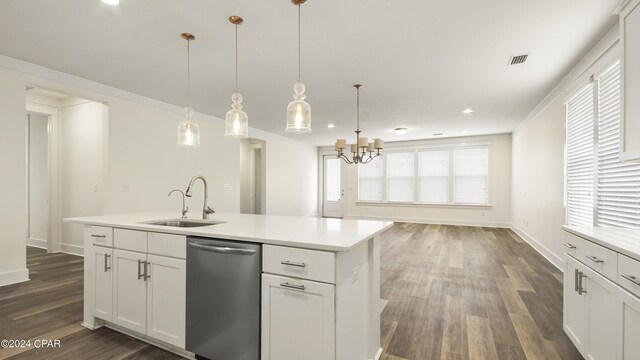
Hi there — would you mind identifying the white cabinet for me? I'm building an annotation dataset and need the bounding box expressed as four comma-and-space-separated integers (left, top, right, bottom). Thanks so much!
92, 245, 113, 321
619, 0, 640, 161
563, 255, 587, 355
146, 254, 186, 348
261, 274, 335, 360
112, 249, 147, 334
618, 287, 640, 360
582, 264, 618, 360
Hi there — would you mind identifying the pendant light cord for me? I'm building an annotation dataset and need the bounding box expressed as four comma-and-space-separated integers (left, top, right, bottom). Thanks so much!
187, 38, 191, 101
235, 23, 239, 93
356, 87, 360, 131
298, 4, 301, 82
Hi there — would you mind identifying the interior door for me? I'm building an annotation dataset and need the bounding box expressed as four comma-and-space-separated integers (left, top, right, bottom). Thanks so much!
323, 155, 343, 218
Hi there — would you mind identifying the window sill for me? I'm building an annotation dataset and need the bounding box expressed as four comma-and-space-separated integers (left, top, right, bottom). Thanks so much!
355, 201, 492, 209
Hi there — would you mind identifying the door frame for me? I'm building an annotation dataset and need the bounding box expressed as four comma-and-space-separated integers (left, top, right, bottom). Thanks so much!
321, 154, 344, 218
26, 101, 61, 253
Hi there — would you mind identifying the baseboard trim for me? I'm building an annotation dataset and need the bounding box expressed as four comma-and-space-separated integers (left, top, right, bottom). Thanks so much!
343, 215, 510, 228
373, 347, 383, 360
510, 225, 563, 271
27, 238, 47, 249
0, 268, 30, 287
59, 243, 84, 257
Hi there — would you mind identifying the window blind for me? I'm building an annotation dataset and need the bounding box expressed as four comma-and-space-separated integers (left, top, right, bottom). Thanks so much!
566, 84, 595, 227
453, 147, 488, 204
357, 156, 383, 201
596, 61, 640, 228
387, 152, 415, 202
418, 149, 449, 203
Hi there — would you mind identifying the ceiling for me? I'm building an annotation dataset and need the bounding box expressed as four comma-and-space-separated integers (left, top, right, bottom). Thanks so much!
0, 0, 618, 146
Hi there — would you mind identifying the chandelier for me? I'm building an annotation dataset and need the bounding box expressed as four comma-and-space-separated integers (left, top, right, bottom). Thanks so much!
334, 84, 383, 164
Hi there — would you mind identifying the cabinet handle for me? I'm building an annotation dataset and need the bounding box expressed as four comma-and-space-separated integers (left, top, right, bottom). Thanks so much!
138, 260, 144, 280
104, 254, 111, 272
280, 282, 305, 291
574, 269, 579, 293
564, 243, 576, 249
578, 271, 587, 295
621, 274, 640, 286
586, 255, 604, 263
144, 261, 151, 281
91, 234, 106, 238
281, 260, 306, 268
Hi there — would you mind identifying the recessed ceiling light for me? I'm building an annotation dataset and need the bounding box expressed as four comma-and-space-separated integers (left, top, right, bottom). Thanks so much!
327, 124, 335, 129
462, 130, 469, 134
102, 0, 119, 5
463, 108, 473, 114
394, 127, 408, 135
433, 132, 443, 136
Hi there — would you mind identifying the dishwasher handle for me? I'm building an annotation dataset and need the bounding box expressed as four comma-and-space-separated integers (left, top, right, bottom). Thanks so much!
188, 242, 256, 255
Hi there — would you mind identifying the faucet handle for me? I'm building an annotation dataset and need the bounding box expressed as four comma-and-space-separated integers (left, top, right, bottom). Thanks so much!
182, 206, 189, 219
204, 206, 215, 214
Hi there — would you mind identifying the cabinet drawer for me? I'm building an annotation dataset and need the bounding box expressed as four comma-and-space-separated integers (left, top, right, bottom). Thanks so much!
148, 233, 186, 259
582, 241, 617, 280
114, 229, 148, 253
619, 254, 640, 298
563, 232, 586, 260
87, 226, 113, 247
263, 245, 335, 284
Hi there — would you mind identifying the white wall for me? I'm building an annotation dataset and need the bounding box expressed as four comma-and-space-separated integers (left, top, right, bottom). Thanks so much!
0, 67, 28, 286
60, 99, 106, 253
511, 26, 620, 269
336, 134, 512, 227
511, 96, 566, 267
28, 113, 49, 247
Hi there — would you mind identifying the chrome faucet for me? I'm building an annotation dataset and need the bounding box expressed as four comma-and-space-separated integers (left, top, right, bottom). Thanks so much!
185, 175, 215, 219
168, 189, 188, 218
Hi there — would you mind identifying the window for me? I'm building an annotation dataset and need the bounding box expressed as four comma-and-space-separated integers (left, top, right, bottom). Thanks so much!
357, 145, 490, 205
419, 149, 449, 203
387, 152, 415, 202
358, 156, 383, 201
566, 60, 640, 228
454, 147, 489, 205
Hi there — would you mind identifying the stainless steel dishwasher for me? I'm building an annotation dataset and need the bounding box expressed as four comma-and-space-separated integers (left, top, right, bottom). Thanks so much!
186, 237, 261, 360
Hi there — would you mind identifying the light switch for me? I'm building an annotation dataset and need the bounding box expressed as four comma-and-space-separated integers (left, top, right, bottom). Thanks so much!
222, 183, 232, 192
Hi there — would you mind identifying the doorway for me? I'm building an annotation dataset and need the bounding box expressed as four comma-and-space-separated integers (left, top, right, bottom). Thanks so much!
27, 113, 50, 250
323, 155, 343, 218
240, 138, 266, 215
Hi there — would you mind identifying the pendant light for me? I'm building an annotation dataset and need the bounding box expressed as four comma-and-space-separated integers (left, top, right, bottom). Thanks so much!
334, 84, 383, 164
285, 0, 311, 133
177, 33, 200, 146
225, 16, 249, 138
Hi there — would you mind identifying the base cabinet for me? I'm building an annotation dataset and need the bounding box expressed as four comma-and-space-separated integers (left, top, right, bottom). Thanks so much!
563, 255, 587, 354
113, 249, 147, 334
146, 254, 186, 348
618, 288, 640, 360
261, 274, 335, 360
92, 245, 113, 322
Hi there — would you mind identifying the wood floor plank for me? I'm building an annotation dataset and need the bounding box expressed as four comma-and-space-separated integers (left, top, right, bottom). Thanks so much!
466, 315, 499, 360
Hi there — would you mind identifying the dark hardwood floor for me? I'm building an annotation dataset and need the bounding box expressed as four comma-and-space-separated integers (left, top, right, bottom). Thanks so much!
0, 224, 581, 360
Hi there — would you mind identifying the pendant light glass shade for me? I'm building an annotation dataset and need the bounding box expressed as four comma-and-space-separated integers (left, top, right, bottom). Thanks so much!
177, 106, 200, 146
286, 81, 311, 133
225, 92, 249, 138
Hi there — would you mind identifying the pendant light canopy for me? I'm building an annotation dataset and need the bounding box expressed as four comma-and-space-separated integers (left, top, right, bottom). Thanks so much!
285, 0, 311, 133
225, 16, 249, 138
177, 33, 200, 146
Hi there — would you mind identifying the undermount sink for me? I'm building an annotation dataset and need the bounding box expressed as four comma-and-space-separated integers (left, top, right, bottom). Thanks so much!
143, 219, 226, 228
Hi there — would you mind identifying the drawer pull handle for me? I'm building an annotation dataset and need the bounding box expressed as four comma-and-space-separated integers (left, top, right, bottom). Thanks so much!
281, 260, 306, 268
138, 260, 145, 280
586, 255, 604, 263
564, 243, 576, 249
574, 269, 579, 293
578, 271, 587, 295
621, 274, 640, 286
280, 282, 305, 291
91, 234, 106, 238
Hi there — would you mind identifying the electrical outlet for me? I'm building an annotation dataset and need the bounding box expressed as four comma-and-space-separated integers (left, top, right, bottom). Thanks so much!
222, 183, 232, 192
93, 183, 99, 192
351, 267, 360, 283
122, 185, 131, 192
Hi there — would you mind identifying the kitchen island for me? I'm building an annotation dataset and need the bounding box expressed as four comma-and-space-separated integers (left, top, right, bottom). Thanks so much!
65, 212, 392, 360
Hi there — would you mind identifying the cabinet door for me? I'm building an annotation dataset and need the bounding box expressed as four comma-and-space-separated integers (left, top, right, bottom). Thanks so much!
261, 274, 335, 360
583, 265, 618, 360
92, 245, 113, 321
146, 254, 186, 348
564, 255, 587, 355
618, 287, 640, 360
112, 249, 147, 333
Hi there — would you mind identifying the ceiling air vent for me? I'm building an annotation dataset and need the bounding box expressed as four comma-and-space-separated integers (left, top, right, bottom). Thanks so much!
508, 54, 529, 65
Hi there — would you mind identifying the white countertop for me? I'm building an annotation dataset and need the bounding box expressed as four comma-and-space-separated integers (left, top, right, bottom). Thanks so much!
64, 212, 393, 252
563, 225, 640, 261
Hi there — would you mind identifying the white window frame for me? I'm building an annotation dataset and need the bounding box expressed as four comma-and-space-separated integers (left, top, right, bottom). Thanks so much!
357, 142, 492, 208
